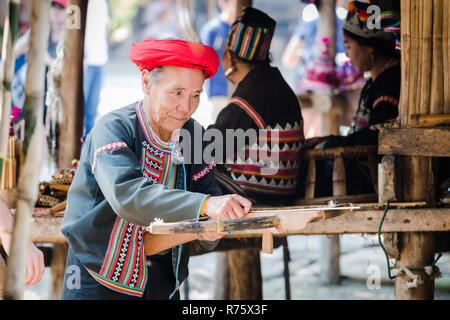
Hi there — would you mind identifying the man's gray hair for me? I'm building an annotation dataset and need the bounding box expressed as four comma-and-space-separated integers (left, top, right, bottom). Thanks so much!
146, 66, 165, 85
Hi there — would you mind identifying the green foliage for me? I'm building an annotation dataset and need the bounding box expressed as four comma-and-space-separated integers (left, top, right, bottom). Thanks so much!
108, 0, 151, 43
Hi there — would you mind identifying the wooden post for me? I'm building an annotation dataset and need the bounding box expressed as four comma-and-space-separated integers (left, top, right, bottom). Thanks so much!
0, 0, 20, 178
319, 155, 344, 284
213, 252, 229, 299
3, 0, 50, 300
430, 0, 444, 115
58, 0, 87, 170
394, 155, 437, 300
399, 0, 410, 126
228, 248, 262, 300
49, 243, 68, 300
395, 232, 435, 300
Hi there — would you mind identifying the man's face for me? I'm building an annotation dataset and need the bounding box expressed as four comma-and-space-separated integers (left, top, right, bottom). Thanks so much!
142, 66, 205, 134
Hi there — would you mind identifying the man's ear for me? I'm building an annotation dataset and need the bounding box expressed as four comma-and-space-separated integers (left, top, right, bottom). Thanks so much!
141, 69, 151, 95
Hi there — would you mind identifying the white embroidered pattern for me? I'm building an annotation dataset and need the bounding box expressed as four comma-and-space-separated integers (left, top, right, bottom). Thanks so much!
192, 161, 216, 181
92, 141, 128, 174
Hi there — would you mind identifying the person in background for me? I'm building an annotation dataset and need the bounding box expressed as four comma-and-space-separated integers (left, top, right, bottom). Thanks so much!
282, 0, 348, 93
0, 196, 45, 290
210, 7, 305, 206
200, 0, 237, 122
140, 0, 180, 40
12, 0, 67, 116
83, 0, 110, 138
305, 0, 401, 197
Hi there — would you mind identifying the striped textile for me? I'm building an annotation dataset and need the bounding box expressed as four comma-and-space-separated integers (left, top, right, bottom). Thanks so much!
224, 98, 304, 198
86, 218, 147, 297
230, 23, 273, 62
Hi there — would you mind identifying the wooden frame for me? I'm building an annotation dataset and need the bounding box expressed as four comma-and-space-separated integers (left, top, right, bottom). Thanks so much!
24, 207, 450, 245
378, 127, 450, 157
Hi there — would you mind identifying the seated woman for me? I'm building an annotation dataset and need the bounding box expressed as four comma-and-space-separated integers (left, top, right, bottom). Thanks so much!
209, 7, 305, 206
305, 0, 401, 197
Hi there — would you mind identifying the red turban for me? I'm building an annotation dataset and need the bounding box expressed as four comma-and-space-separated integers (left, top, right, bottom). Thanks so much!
129, 38, 220, 79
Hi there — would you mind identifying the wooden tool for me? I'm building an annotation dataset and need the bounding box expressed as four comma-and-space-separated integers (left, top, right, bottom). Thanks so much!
144, 205, 359, 255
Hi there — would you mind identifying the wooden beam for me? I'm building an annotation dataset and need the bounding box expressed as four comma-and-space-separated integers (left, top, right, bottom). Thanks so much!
378, 128, 450, 157
228, 208, 450, 236
410, 114, 450, 127
26, 208, 450, 245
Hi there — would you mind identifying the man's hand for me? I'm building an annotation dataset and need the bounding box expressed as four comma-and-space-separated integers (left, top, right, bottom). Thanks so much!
202, 194, 252, 220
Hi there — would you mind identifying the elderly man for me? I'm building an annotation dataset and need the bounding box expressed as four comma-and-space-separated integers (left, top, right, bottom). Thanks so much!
61, 38, 252, 300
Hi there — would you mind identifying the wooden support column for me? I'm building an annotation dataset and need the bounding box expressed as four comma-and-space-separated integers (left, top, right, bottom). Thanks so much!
58, 0, 87, 169
49, 243, 68, 300
395, 232, 436, 300
320, 155, 344, 284
228, 248, 262, 300
213, 252, 229, 299
394, 155, 437, 300
3, 0, 49, 300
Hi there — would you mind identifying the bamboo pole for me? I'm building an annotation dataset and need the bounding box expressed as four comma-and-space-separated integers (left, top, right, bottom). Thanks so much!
430, 0, 444, 115
3, 0, 50, 300
444, 0, 450, 114
0, 0, 20, 178
399, 0, 410, 126
415, 0, 423, 117
419, 0, 433, 115
58, 0, 87, 169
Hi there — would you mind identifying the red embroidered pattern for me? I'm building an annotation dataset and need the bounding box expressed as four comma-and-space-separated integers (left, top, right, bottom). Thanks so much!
92, 142, 127, 174
373, 95, 399, 109
192, 161, 216, 181
230, 97, 266, 129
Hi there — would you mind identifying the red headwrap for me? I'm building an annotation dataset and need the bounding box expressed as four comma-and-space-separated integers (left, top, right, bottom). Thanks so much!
129, 38, 220, 79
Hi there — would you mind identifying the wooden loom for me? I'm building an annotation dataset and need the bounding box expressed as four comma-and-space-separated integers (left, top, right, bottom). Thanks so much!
143, 204, 359, 255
